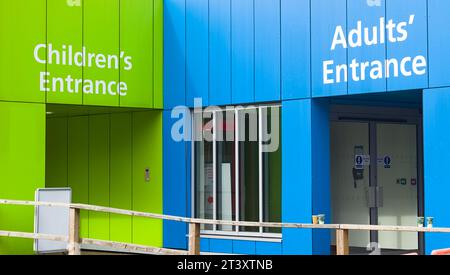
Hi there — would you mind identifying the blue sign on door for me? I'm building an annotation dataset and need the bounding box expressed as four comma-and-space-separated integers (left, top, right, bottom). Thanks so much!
355, 155, 364, 169
384, 155, 392, 169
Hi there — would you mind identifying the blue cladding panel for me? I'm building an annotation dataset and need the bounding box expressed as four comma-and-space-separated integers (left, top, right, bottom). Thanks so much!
232, 240, 256, 255
428, 0, 450, 88
186, 0, 209, 107
163, 110, 188, 249
231, 0, 254, 104
166, 0, 447, 108
254, 0, 281, 102
209, 0, 232, 106
387, 0, 428, 91
255, 242, 282, 255
209, 239, 233, 254
163, 0, 450, 256
347, 0, 386, 94
282, 99, 331, 255
311, 99, 331, 255
282, 99, 313, 254
200, 238, 211, 253
281, 0, 311, 100
164, 0, 186, 109
423, 88, 450, 254
312, 0, 347, 97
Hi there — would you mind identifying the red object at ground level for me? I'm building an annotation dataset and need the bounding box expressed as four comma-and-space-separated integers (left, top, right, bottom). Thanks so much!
432, 248, 450, 255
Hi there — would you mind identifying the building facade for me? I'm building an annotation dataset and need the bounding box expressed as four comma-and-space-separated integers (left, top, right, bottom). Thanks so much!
163, 0, 450, 255
0, 0, 163, 254
1, 0, 450, 255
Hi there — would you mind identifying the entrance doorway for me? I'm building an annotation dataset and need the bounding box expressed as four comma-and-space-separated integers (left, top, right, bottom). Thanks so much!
45, 104, 164, 248
330, 105, 423, 255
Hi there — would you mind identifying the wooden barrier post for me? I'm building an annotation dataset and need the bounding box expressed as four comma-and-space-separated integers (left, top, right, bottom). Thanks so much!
336, 229, 349, 255
188, 222, 200, 255
68, 207, 81, 255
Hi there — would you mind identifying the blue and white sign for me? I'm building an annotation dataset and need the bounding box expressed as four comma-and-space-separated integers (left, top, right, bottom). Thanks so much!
355, 155, 364, 169
383, 155, 392, 169
324, 14, 426, 86
312, 0, 428, 96
355, 154, 370, 169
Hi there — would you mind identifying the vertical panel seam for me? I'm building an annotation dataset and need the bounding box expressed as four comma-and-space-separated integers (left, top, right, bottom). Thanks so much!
426, 0, 430, 88
131, 112, 134, 243
119, 0, 121, 107
186, 112, 190, 248
346, 0, 349, 95
153, 0, 156, 108
253, 0, 256, 102
385, 0, 388, 91
108, 114, 112, 241
45, 0, 48, 103
184, 0, 188, 106
87, 116, 90, 238
310, 100, 314, 252
279, 0, 282, 101
309, 0, 312, 98
230, 0, 233, 105
186, 0, 189, 106
66, 118, 69, 188
208, 0, 211, 106
82, 0, 85, 104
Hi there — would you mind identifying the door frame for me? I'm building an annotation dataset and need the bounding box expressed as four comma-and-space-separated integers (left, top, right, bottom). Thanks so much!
330, 104, 424, 254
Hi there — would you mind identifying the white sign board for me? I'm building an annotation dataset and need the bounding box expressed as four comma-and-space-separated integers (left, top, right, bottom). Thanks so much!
34, 188, 71, 254
355, 154, 370, 168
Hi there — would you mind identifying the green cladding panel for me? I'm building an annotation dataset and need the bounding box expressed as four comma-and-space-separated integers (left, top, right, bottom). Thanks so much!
120, 0, 164, 108
68, 116, 90, 237
0, 0, 163, 107
132, 111, 163, 247
120, 0, 154, 108
153, 0, 164, 109
46, 111, 163, 247
46, 0, 83, 104
0, 0, 46, 103
88, 115, 111, 240
83, 0, 120, 106
110, 113, 132, 243
0, 102, 45, 254
46, 117, 68, 188
0, 0, 164, 255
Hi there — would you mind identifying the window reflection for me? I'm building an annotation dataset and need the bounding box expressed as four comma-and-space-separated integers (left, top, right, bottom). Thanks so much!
238, 108, 260, 232
194, 106, 281, 235
216, 110, 236, 231
194, 112, 214, 230
262, 107, 281, 233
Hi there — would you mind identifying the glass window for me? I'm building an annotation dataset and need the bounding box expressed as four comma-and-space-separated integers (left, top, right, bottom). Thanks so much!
262, 107, 281, 233
194, 111, 214, 230
238, 108, 260, 232
216, 110, 236, 231
193, 106, 281, 236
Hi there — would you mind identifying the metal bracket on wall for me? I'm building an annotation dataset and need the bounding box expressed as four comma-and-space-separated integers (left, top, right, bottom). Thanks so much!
145, 168, 150, 182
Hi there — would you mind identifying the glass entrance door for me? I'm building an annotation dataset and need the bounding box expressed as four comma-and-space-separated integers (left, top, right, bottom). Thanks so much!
377, 123, 418, 251
331, 121, 420, 253
331, 121, 371, 249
